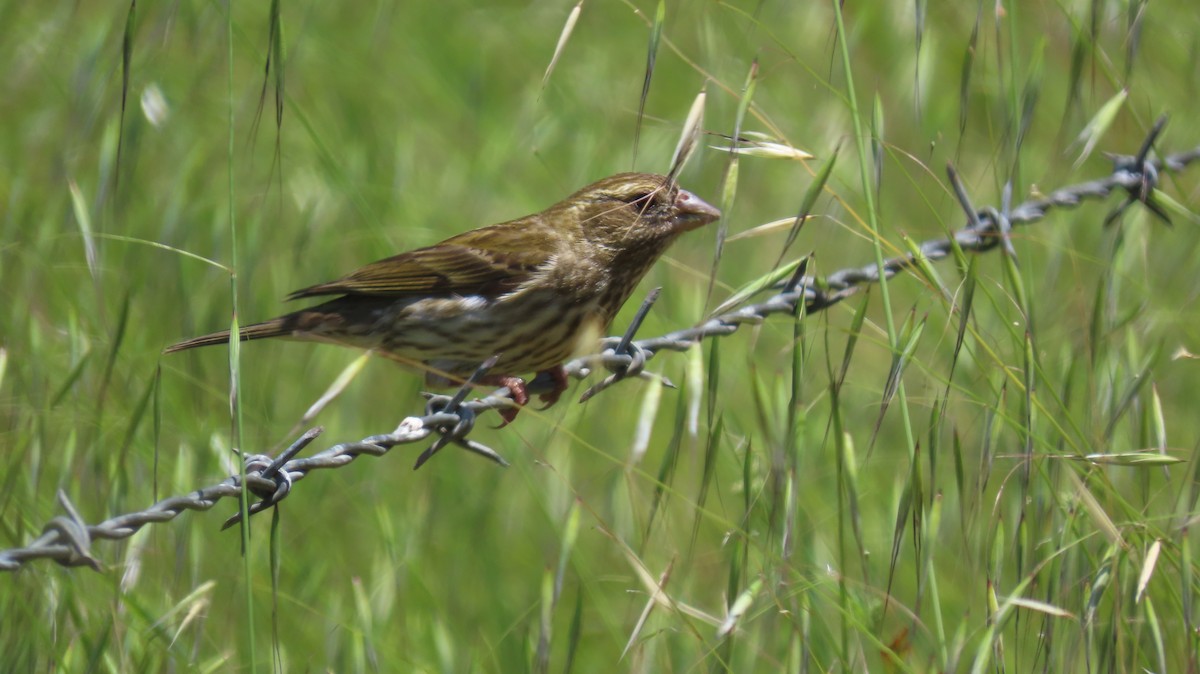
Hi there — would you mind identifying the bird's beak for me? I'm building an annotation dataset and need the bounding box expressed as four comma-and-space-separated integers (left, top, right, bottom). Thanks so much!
673, 189, 721, 231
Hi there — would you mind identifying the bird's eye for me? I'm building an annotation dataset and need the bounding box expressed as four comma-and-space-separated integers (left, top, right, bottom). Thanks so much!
620, 191, 655, 205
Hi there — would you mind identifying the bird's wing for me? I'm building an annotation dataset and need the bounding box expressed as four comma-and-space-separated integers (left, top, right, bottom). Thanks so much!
286, 218, 554, 300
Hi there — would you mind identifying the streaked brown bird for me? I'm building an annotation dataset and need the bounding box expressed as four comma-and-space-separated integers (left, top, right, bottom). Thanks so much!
166, 172, 720, 421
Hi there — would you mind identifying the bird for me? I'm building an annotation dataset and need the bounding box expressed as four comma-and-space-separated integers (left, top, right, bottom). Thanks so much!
166, 172, 720, 422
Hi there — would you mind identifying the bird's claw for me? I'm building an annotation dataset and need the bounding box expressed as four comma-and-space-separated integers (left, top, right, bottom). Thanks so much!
535, 366, 570, 410
496, 407, 519, 427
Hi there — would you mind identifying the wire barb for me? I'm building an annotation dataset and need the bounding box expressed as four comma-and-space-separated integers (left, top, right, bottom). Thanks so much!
412, 355, 508, 469
1105, 115, 1172, 227
219, 428, 324, 530
579, 288, 663, 402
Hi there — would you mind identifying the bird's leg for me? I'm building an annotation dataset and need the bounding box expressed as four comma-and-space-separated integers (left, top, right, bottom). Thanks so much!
480, 375, 528, 426
536, 365, 570, 409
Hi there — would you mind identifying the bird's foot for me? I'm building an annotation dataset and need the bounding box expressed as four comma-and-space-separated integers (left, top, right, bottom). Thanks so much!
480, 367, 569, 426
536, 366, 570, 410
481, 375, 528, 426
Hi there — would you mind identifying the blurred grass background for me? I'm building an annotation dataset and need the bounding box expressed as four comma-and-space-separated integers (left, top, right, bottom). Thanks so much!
2, 0, 1199, 671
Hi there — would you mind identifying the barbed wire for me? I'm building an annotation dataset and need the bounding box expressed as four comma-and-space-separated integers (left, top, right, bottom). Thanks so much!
3, 123, 1196, 572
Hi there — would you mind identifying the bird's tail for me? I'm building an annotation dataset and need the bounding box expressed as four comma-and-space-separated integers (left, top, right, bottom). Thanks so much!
164, 317, 292, 354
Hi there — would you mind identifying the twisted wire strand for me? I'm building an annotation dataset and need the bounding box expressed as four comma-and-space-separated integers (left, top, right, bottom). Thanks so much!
2, 137, 1196, 572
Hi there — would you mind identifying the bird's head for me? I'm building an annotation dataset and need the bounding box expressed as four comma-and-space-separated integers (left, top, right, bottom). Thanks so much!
562, 172, 721, 250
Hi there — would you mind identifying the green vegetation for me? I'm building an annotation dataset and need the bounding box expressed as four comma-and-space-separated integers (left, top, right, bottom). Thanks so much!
2, 1, 1198, 671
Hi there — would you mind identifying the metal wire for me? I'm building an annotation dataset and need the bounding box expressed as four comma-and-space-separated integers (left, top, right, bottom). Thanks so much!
2, 131, 1196, 572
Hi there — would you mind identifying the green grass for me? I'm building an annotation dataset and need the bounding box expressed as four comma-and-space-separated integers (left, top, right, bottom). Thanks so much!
2, 0, 1199, 671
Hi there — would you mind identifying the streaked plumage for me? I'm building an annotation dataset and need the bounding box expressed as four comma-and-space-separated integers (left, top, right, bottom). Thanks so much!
166, 172, 720, 419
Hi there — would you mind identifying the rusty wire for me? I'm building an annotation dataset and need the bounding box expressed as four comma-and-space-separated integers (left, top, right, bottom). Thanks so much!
2, 126, 1197, 572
